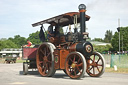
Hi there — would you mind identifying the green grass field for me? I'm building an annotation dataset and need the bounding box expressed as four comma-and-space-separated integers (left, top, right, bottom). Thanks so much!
105, 67, 128, 74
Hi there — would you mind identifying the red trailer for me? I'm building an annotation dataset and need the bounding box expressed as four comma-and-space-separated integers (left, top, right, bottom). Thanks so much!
22, 45, 39, 75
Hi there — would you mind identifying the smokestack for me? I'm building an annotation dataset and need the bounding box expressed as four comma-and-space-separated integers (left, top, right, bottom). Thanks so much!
78, 4, 86, 41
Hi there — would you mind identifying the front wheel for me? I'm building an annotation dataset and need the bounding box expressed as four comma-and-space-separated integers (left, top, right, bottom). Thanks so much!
65, 52, 86, 79
86, 52, 105, 77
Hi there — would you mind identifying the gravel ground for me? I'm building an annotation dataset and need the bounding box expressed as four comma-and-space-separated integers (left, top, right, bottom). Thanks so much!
0, 63, 128, 85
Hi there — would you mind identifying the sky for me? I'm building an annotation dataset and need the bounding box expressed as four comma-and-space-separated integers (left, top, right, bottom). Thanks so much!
0, 0, 128, 39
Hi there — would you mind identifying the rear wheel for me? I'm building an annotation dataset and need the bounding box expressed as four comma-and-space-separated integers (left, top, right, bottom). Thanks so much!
65, 52, 86, 79
36, 43, 56, 77
86, 52, 105, 77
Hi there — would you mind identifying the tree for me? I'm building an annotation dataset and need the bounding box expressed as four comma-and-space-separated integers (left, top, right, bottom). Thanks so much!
111, 32, 118, 51
92, 38, 103, 42
93, 44, 112, 53
27, 31, 42, 44
111, 27, 128, 51
8, 35, 26, 48
104, 30, 113, 43
0, 38, 18, 50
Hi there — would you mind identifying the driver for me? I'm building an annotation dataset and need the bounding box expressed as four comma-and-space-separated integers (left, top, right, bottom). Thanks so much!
54, 25, 60, 37
47, 23, 55, 40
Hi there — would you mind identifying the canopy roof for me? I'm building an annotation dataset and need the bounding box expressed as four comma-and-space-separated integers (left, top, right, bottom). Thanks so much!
32, 12, 90, 27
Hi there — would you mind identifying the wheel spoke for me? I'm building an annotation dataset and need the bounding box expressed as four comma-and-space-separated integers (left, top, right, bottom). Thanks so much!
46, 46, 48, 51
73, 55, 76, 62
93, 67, 95, 74
90, 58, 93, 62
39, 61, 43, 64
93, 55, 95, 62
39, 61, 44, 66
47, 60, 51, 63
47, 52, 51, 57
45, 48, 47, 56
77, 63, 83, 67
77, 58, 81, 63
88, 66, 93, 71
46, 46, 49, 56
97, 58, 101, 63
76, 66, 82, 74
40, 49, 45, 55
74, 69, 77, 76
89, 63, 93, 66
69, 58, 73, 63
96, 66, 100, 73
97, 64, 103, 66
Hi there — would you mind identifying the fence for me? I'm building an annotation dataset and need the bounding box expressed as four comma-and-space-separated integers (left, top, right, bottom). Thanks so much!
102, 54, 111, 65
110, 54, 128, 68
102, 54, 128, 68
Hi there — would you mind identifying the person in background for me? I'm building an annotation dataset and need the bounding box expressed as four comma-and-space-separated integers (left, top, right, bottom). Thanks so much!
23, 40, 32, 47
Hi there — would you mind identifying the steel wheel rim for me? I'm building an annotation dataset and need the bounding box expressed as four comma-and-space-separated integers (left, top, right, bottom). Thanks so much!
86, 52, 105, 77
37, 44, 52, 76
66, 52, 85, 79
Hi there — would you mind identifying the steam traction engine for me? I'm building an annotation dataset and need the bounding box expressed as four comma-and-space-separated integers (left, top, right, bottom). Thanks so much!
31, 4, 105, 79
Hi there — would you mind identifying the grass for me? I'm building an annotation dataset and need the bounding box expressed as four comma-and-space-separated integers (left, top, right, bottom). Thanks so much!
105, 67, 128, 74
104, 54, 128, 74
16, 59, 26, 63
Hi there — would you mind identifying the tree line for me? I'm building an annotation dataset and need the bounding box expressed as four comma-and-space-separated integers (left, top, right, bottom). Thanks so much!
92, 30, 113, 43
0, 26, 128, 52
0, 31, 42, 50
92, 26, 128, 52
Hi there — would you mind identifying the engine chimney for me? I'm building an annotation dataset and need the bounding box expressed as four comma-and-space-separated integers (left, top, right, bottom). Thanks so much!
78, 4, 86, 41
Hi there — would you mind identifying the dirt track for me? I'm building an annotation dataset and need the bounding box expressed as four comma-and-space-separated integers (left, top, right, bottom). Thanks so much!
0, 63, 128, 85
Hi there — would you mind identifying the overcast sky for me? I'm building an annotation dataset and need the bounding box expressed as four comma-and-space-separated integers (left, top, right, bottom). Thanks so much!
0, 0, 128, 39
